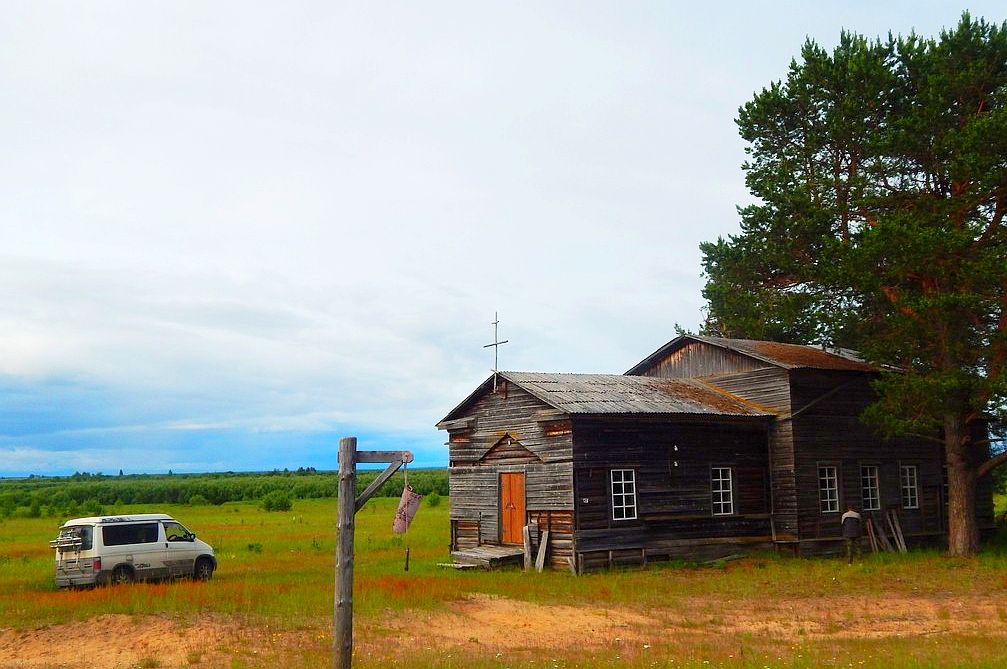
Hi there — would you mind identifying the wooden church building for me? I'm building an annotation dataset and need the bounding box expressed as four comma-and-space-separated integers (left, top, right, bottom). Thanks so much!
437, 335, 994, 571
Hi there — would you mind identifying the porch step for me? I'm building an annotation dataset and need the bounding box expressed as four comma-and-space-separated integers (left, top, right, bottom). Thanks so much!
451, 545, 525, 568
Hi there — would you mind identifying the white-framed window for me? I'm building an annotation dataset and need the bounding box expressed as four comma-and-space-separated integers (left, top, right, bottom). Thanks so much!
901, 465, 919, 509
610, 469, 637, 521
861, 465, 880, 511
819, 465, 839, 513
711, 467, 734, 516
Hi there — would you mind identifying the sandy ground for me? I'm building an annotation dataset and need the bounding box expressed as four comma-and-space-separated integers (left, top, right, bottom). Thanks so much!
0, 614, 262, 669
376, 592, 1007, 651
377, 593, 658, 650
3, 593, 1006, 667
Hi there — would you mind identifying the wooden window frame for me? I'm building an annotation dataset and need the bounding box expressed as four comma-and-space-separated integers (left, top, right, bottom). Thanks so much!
610, 469, 638, 522
710, 466, 735, 516
900, 464, 920, 510
818, 463, 840, 514
860, 464, 881, 511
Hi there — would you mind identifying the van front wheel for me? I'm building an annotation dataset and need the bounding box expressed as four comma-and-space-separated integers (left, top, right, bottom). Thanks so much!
194, 558, 214, 581
112, 566, 134, 585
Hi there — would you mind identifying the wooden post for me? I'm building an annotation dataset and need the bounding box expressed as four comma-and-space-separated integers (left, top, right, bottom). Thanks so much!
334, 437, 357, 669
535, 530, 550, 572
333, 437, 412, 669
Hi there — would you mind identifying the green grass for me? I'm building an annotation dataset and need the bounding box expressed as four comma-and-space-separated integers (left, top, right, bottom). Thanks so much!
2, 498, 1007, 668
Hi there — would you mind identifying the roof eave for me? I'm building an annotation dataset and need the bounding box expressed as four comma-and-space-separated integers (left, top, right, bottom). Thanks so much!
436, 374, 497, 428
571, 411, 773, 424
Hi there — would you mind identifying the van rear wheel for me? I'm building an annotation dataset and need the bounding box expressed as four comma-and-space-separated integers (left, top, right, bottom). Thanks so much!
112, 566, 134, 585
194, 558, 214, 581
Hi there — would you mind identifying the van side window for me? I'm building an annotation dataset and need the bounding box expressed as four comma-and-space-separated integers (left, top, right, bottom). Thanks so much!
163, 522, 190, 542
103, 522, 160, 546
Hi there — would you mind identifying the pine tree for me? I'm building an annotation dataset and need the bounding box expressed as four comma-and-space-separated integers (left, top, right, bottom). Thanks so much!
701, 13, 1007, 556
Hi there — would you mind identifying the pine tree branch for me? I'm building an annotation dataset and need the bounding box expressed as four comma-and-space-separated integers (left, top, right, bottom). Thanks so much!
900, 432, 947, 445
977, 448, 1007, 478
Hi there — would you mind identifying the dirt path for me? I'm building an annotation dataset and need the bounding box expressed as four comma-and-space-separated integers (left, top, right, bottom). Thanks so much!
0, 614, 265, 669
3, 593, 1006, 667
372, 593, 658, 650
372, 592, 1007, 651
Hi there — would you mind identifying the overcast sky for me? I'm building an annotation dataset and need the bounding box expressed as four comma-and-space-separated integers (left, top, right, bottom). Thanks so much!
1, 2, 1002, 476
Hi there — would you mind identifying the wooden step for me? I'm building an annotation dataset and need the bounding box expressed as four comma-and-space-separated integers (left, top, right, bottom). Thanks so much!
451, 545, 525, 568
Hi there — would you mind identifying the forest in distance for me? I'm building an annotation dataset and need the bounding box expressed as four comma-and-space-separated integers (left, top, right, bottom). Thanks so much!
0, 468, 448, 519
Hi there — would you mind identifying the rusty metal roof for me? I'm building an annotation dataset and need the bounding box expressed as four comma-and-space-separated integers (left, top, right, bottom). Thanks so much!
436, 372, 773, 425
695, 337, 879, 371
626, 335, 880, 374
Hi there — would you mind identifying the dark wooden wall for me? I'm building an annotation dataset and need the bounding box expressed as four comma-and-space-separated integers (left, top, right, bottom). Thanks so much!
971, 421, 996, 531
789, 369, 956, 551
632, 344, 800, 543
701, 368, 797, 541
630, 342, 996, 550
445, 381, 574, 560
570, 416, 773, 569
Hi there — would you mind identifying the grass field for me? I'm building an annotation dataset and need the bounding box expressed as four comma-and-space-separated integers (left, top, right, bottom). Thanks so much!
1, 496, 1006, 668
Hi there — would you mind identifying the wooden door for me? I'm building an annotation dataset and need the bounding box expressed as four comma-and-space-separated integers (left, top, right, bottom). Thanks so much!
500, 472, 526, 544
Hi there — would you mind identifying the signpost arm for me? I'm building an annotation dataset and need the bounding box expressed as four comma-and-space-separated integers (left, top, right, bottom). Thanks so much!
355, 452, 412, 513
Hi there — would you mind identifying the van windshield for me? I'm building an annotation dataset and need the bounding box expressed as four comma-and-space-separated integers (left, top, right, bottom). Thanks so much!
102, 522, 159, 546
55, 526, 93, 551
163, 522, 191, 542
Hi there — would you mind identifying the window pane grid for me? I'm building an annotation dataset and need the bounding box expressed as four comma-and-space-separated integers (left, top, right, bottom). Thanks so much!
711, 467, 734, 516
901, 465, 919, 509
819, 466, 839, 513
861, 465, 880, 511
610, 469, 637, 521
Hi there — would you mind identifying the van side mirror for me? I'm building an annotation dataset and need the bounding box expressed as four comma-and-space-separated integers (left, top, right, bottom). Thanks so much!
186, 532, 196, 541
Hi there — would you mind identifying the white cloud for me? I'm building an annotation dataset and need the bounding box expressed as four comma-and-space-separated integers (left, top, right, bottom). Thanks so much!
1, 2, 1003, 474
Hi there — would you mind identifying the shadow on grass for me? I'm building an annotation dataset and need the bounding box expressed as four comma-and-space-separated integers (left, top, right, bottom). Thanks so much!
982, 521, 1007, 555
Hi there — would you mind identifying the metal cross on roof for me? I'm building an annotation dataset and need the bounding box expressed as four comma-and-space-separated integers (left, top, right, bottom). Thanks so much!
483, 311, 509, 391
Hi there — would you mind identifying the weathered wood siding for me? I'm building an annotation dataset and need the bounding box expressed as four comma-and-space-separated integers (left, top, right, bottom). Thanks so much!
630, 342, 799, 542
700, 368, 797, 540
788, 369, 950, 551
447, 381, 573, 466
445, 381, 574, 561
634, 341, 772, 379
529, 510, 574, 568
571, 416, 772, 569
449, 468, 498, 546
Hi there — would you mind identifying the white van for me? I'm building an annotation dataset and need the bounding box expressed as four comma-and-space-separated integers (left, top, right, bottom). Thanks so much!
50, 513, 216, 587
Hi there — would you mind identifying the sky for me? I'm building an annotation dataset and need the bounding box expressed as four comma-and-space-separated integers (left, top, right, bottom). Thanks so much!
2, 2, 1004, 476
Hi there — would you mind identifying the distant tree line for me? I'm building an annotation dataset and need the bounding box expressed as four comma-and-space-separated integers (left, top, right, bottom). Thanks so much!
0, 468, 448, 519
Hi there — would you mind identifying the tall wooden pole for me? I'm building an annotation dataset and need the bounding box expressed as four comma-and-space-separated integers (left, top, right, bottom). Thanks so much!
334, 437, 356, 669
332, 438, 411, 669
